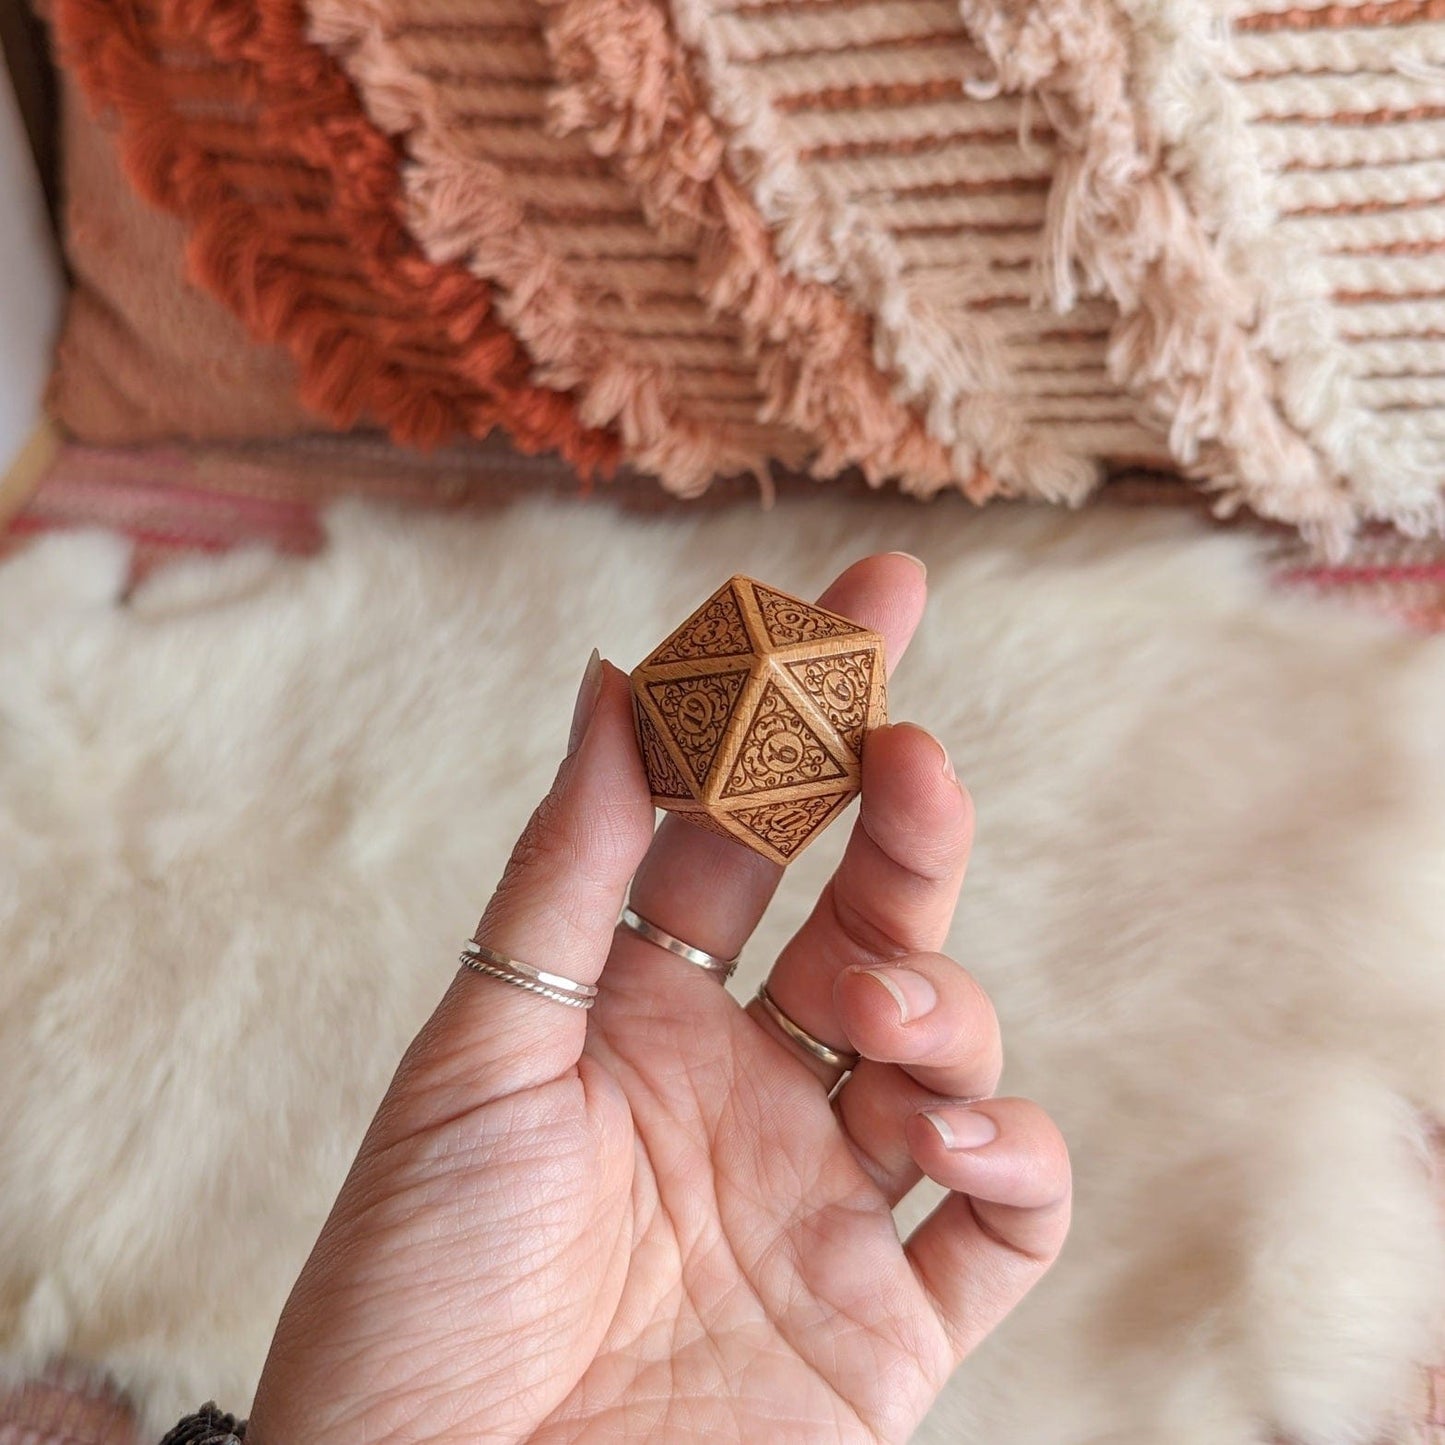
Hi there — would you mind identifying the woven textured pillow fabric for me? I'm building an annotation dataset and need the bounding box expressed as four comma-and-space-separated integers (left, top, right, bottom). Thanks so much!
308, 0, 967, 493
548, 0, 1153, 503
306, 0, 819, 490
46, 69, 316, 444
529, 0, 1445, 546
43, 0, 1445, 546
49, 0, 616, 473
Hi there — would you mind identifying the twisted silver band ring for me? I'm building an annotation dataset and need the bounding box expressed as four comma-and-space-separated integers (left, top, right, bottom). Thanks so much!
459, 941, 598, 1010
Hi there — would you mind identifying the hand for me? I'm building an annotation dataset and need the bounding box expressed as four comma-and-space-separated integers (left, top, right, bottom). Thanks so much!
245, 554, 1072, 1444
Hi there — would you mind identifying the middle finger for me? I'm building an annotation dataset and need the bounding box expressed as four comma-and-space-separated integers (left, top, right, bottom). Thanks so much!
745, 719, 974, 1081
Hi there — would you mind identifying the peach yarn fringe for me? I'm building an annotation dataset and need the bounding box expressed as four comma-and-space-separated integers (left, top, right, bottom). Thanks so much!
51, 0, 616, 474
951, 0, 1443, 553
664, 0, 1105, 505
541, 0, 963, 498
307, 0, 812, 496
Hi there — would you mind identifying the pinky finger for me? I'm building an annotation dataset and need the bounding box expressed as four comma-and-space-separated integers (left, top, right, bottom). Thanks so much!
903, 1097, 1072, 1362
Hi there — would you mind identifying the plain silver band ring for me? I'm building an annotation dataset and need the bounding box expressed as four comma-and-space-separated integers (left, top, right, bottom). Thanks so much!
754, 983, 861, 1071
460, 941, 597, 1009
618, 905, 737, 980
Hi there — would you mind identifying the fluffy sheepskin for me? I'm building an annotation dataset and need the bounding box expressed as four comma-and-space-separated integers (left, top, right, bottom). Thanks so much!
0, 495, 1441, 1444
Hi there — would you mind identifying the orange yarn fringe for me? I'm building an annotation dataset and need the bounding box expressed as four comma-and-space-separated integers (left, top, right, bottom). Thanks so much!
51, 0, 618, 476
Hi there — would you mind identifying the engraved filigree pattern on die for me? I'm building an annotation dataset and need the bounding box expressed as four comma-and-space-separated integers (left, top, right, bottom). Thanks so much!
647, 670, 748, 787
646, 584, 752, 663
784, 649, 876, 753
634, 704, 692, 799
754, 583, 865, 647
731, 793, 851, 858
723, 682, 846, 798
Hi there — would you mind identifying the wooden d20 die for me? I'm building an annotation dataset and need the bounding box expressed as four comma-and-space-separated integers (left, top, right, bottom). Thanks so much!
630, 575, 887, 864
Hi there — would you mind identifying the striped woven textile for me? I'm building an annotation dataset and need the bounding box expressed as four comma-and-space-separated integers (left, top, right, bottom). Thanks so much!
306, 0, 816, 491
39, 0, 1445, 544
540, 0, 1445, 546
49, 0, 615, 474
570, 0, 1155, 503
542, 0, 964, 493
1221, 0, 1445, 532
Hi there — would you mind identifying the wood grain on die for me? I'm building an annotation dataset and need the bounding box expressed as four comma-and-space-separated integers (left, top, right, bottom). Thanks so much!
631, 576, 886, 865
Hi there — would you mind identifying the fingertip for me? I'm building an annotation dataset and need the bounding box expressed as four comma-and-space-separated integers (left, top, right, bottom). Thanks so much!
834, 958, 944, 1052
596, 657, 634, 714
858, 723, 973, 882
884, 550, 927, 578
902, 1102, 1071, 1357
875, 549, 929, 620
488, 655, 655, 930
581, 660, 652, 800
867, 722, 965, 795
816, 553, 927, 677
906, 1099, 1073, 1215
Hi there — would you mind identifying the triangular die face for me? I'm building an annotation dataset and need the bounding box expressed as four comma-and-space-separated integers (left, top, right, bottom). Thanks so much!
729, 792, 852, 859
784, 648, 877, 756
647, 669, 748, 789
751, 583, 864, 649
722, 680, 848, 798
647, 582, 753, 664
635, 703, 693, 800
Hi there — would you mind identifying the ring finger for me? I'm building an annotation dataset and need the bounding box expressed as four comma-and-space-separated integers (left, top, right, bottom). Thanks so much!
830, 949, 1003, 1203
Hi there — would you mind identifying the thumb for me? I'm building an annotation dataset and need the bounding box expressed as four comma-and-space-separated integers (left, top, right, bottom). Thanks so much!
381, 655, 655, 1131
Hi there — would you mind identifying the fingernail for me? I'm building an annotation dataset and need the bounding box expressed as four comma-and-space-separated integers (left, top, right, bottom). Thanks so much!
904, 723, 955, 783
888, 551, 927, 578
935, 736, 957, 783
567, 648, 603, 756
922, 1108, 999, 1151
860, 965, 937, 1023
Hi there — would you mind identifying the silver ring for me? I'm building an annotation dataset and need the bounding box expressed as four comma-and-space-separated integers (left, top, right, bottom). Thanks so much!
617, 905, 737, 981
459, 941, 597, 1010
754, 983, 860, 1071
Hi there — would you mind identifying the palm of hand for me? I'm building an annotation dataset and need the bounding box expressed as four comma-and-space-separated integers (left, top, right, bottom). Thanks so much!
539, 992, 950, 1443
254, 977, 948, 1444
247, 556, 1069, 1445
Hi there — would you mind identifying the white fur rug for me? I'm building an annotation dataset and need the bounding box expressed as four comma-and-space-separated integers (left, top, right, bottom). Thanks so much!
0, 496, 1443, 1445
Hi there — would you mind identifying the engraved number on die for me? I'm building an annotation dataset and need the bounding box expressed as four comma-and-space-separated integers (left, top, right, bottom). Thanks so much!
677, 692, 717, 735
821, 668, 855, 711
762, 730, 805, 772
693, 617, 733, 651
768, 803, 816, 835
